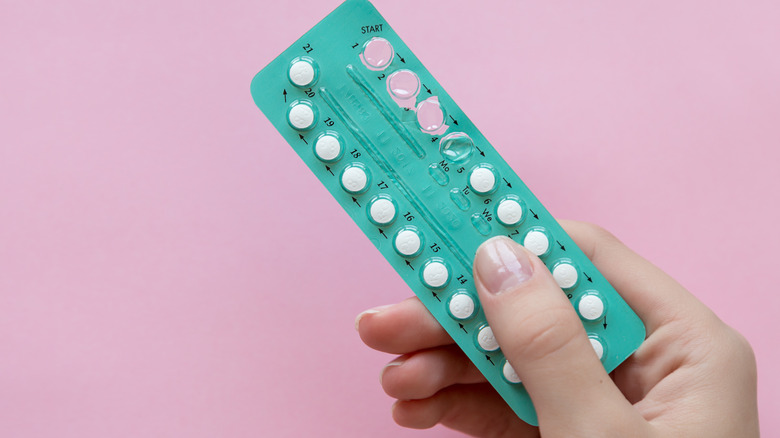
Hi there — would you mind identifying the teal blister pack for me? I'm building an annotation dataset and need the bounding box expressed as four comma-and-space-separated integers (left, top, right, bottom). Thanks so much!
251, 0, 645, 426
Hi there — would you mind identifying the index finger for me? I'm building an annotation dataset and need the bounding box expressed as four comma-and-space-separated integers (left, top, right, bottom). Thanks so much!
559, 220, 707, 335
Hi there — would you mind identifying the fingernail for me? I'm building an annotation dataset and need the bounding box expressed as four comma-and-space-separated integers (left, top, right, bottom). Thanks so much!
475, 237, 534, 294
380, 356, 406, 385
354, 304, 393, 331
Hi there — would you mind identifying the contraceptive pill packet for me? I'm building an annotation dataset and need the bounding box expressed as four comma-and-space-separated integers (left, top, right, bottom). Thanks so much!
250, 0, 645, 426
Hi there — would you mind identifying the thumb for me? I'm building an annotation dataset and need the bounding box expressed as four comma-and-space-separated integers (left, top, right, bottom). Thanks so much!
473, 236, 637, 430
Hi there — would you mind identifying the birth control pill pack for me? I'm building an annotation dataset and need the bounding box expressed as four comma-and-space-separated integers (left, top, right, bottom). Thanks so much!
251, 0, 645, 425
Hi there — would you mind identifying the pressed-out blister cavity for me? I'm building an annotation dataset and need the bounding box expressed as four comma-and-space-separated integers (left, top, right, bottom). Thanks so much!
250, 0, 645, 426
387, 69, 420, 109
439, 132, 474, 164
416, 96, 448, 135
361, 37, 394, 70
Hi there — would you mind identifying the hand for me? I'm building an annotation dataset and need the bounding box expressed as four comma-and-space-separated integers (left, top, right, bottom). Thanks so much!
355, 221, 759, 437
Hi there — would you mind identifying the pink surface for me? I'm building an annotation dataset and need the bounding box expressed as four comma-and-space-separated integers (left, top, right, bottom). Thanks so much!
1, 1, 778, 436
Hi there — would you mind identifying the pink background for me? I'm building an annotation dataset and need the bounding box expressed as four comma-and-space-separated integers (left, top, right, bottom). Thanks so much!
1, 0, 778, 436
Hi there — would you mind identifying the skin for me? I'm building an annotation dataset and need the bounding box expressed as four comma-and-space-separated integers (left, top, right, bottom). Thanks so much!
356, 220, 759, 437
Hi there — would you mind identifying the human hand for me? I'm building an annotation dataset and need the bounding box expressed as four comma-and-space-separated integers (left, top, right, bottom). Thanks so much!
355, 221, 759, 437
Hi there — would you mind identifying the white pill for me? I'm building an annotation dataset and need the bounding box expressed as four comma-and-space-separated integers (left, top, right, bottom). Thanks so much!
590, 337, 604, 360
552, 263, 578, 289
288, 103, 315, 130
578, 294, 605, 321
369, 198, 396, 225
477, 326, 500, 352
523, 230, 550, 256
289, 60, 316, 87
469, 167, 496, 194
448, 293, 475, 320
394, 229, 421, 256
502, 361, 522, 383
422, 261, 449, 288
341, 166, 368, 193
314, 135, 341, 161
496, 198, 523, 226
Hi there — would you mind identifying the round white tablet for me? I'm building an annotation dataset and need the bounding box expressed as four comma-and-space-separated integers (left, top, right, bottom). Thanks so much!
422, 261, 449, 289
288, 102, 315, 130
578, 294, 605, 321
552, 262, 578, 289
341, 165, 368, 193
590, 337, 605, 360
503, 361, 522, 383
448, 293, 476, 320
394, 229, 422, 257
289, 60, 316, 87
477, 325, 499, 352
496, 198, 523, 226
369, 198, 396, 225
523, 230, 550, 256
469, 167, 496, 194
314, 134, 342, 161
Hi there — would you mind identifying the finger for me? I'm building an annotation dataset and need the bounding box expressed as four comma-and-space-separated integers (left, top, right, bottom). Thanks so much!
474, 237, 645, 432
559, 220, 710, 334
355, 297, 452, 354
380, 345, 486, 400
561, 221, 721, 405
392, 383, 539, 437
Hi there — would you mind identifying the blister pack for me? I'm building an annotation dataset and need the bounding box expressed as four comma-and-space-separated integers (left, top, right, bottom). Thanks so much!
250, 0, 645, 425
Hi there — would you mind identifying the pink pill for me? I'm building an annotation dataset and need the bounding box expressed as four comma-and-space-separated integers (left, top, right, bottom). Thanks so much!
360, 37, 394, 71
416, 96, 447, 134
387, 69, 420, 100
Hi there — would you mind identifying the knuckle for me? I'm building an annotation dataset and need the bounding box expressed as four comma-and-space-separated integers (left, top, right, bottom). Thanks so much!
727, 328, 757, 366
561, 220, 621, 261
393, 399, 440, 429
503, 305, 583, 363
580, 221, 618, 243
